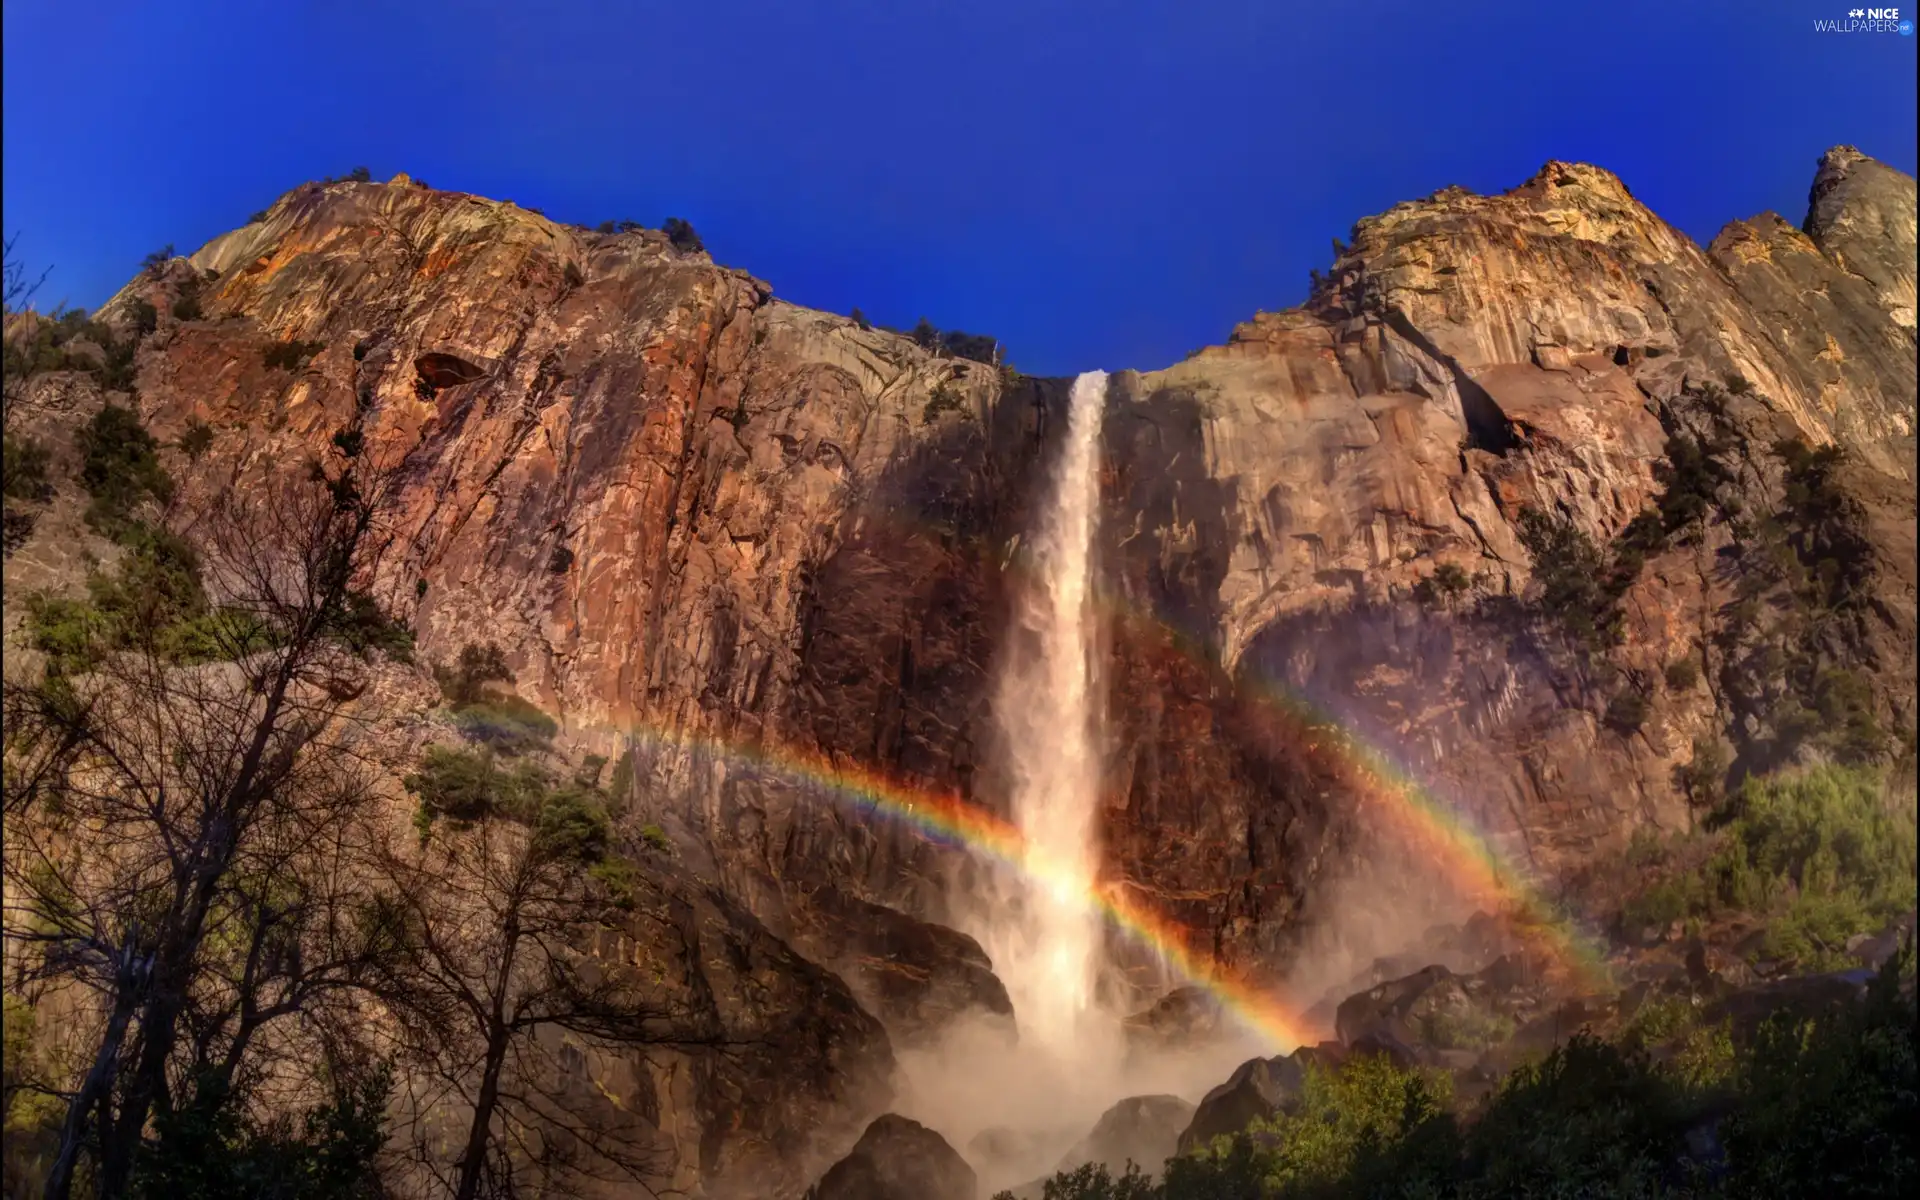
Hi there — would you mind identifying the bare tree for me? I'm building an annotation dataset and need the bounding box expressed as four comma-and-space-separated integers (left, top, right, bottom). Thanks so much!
2, 404, 412, 1198
372, 751, 718, 1200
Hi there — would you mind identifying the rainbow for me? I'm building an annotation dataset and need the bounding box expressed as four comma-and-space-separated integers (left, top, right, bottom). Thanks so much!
572, 716, 1326, 1049
570, 692, 1610, 1055
542, 516, 1616, 1051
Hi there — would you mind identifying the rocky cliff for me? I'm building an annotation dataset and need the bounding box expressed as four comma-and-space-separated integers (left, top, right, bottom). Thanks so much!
12, 145, 1915, 1194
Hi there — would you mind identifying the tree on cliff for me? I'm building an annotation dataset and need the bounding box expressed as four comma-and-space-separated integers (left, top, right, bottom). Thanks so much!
2, 400, 415, 1198
375, 746, 716, 1200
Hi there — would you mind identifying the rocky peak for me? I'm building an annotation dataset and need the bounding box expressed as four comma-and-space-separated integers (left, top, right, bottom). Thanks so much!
1804, 144, 1918, 331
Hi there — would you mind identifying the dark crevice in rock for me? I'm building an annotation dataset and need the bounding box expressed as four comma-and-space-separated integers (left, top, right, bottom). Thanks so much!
1379, 310, 1521, 455
414, 350, 488, 389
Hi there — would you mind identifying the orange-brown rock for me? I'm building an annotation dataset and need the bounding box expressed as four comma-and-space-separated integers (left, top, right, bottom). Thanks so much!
28, 147, 1911, 1189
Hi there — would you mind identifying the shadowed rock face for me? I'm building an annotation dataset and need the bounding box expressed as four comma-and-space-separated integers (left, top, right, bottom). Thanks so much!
808, 1114, 976, 1200
52, 148, 1915, 1191
1056, 1094, 1197, 1176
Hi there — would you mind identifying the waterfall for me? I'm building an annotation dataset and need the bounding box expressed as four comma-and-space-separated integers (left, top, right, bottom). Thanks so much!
986, 369, 1110, 1052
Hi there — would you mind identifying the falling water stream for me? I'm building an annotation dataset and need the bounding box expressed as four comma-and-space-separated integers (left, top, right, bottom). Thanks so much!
898, 371, 1265, 1190
984, 369, 1111, 1050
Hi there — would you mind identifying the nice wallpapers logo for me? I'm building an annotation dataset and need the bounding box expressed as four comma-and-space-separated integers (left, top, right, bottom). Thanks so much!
1814, 6, 1915, 32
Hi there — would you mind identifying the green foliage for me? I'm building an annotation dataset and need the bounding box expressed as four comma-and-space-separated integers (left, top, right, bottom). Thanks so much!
431, 641, 555, 754
1419, 1006, 1516, 1051
563, 260, 584, 288
262, 339, 325, 371
921, 382, 968, 424
128, 1064, 392, 1200
993, 1160, 1159, 1200
20, 523, 277, 673
1718, 949, 1916, 1196
3, 993, 62, 1197
638, 824, 671, 854
533, 785, 612, 864
3, 433, 53, 551
1715, 436, 1886, 768
850, 306, 870, 330
1652, 427, 1736, 539
126, 298, 159, 338
662, 216, 704, 253
3, 433, 51, 502
78, 402, 173, 538
247, 209, 270, 224
575, 753, 607, 789
1196, 1053, 1455, 1196
403, 744, 525, 826
1664, 656, 1700, 692
1030, 955, 1917, 1199
1517, 507, 1624, 653
1622, 764, 1914, 972
178, 420, 215, 461
1459, 1035, 1690, 1198
171, 293, 203, 322
435, 641, 513, 706
1606, 687, 1652, 735
1675, 738, 1728, 816
320, 589, 414, 662
141, 244, 176, 276
1620, 995, 1698, 1051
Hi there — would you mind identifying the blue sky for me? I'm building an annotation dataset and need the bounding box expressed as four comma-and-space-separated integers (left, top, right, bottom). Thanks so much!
4, 0, 1914, 376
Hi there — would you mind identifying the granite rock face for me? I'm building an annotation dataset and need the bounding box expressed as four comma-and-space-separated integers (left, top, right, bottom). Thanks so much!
807, 1114, 977, 1200
49, 148, 1916, 1189
1054, 1094, 1196, 1177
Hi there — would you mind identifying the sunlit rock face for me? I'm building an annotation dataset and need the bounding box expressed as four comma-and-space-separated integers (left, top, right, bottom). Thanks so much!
87, 148, 1916, 1192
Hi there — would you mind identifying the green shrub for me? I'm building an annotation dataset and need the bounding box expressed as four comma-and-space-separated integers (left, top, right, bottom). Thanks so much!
403, 745, 523, 825
177, 420, 215, 461
3, 434, 52, 502
562, 261, 583, 288
140, 244, 175, 276
1420, 1006, 1516, 1051
1605, 688, 1651, 735
1187, 1053, 1455, 1196
1460, 1035, 1690, 1198
533, 785, 612, 865
662, 217, 703, 253
1663, 656, 1699, 692
170, 294, 202, 322
435, 641, 513, 705
638, 824, 671, 854
1719, 950, 1916, 1195
921, 383, 968, 425
319, 588, 414, 662
78, 403, 173, 538
128, 1063, 392, 1200
22, 594, 110, 675
1517, 507, 1623, 652
1623, 764, 1914, 971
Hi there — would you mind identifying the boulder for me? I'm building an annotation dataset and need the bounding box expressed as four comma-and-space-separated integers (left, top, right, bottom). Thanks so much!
809, 1114, 976, 1200
1122, 987, 1226, 1054
791, 888, 1014, 1049
1176, 1054, 1307, 1154
1056, 1094, 1196, 1176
